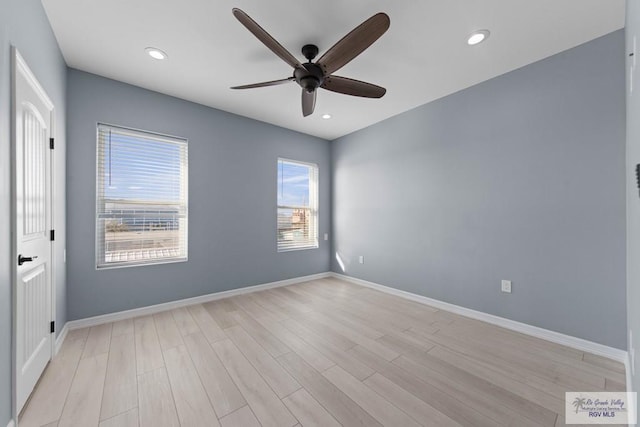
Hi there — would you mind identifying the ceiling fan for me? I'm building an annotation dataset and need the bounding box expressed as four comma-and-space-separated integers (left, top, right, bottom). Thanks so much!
230, 8, 390, 117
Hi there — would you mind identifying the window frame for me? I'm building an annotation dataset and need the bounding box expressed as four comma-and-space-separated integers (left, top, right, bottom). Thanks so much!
276, 157, 319, 252
95, 123, 189, 269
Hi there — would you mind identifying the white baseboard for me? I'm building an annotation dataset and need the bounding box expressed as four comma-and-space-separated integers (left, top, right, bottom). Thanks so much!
332, 272, 628, 363
7, 419, 15, 427
54, 322, 69, 356
62, 272, 331, 334
627, 352, 635, 393
55, 268, 627, 366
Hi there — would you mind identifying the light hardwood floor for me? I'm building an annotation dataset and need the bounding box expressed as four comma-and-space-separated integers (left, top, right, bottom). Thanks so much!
19, 278, 626, 427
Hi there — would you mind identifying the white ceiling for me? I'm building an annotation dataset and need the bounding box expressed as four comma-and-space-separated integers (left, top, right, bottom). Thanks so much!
42, 0, 625, 140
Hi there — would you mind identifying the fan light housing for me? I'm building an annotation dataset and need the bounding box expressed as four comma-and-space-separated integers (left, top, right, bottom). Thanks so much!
145, 47, 167, 60
322, 114, 332, 119
467, 30, 490, 45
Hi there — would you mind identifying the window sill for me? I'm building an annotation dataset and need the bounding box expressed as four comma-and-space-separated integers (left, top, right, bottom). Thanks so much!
277, 245, 319, 253
96, 256, 188, 270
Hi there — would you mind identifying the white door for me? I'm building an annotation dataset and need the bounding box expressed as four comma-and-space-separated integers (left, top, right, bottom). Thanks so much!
13, 49, 54, 413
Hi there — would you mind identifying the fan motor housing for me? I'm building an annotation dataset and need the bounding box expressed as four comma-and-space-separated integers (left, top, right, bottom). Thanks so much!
294, 62, 324, 92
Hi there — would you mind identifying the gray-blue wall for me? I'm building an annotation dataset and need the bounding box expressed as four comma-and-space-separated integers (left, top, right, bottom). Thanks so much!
66, 69, 331, 320
332, 30, 626, 349
0, 0, 67, 424
626, 0, 640, 395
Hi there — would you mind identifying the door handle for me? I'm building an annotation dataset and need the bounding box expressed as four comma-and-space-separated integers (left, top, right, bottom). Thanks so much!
18, 254, 38, 266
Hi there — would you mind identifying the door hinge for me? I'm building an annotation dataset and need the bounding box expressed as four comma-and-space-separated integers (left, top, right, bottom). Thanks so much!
50, 229, 55, 241
49, 138, 54, 149
50, 321, 55, 333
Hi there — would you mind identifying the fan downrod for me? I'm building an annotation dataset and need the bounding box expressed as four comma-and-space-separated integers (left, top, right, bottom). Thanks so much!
295, 44, 324, 92
302, 44, 319, 61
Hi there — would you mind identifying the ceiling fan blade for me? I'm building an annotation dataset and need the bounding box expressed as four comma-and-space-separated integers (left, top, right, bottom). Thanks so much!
321, 75, 386, 98
232, 8, 303, 70
302, 89, 316, 117
317, 13, 390, 76
231, 77, 294, 89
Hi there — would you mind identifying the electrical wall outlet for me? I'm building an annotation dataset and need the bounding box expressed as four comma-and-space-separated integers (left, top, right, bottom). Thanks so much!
501, 280, 512, 293
358, 255, 364, 264
324, 233, 328, 241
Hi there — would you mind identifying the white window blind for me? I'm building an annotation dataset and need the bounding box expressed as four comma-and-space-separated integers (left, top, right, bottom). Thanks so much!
277, 158, 318, 251
96, 124, 188, 268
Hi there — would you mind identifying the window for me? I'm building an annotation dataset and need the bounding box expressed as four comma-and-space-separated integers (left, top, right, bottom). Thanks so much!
277, 158, 318, 251
96, 124, 188, 268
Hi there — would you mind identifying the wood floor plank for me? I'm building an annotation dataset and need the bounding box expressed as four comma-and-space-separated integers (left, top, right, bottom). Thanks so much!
411, 327, 602, 394
134, 316, 164, 375
101, 332, 138, 420
99, 408, 139, 427
283, 315, 356, 352
153, 311, 184, 350
230, 294, 282, 321
583, 352, 625, 373
302, 310, 400, 361
409, 327, 581, 403
204, 300, 238, 329
65, 327, 90, 342
428, 345, 565, 414
282, 388, 341, 427
349, 344, 498, 427
332, 295, 420, 332
402, 343, 559, 425
443, 321, 619, 384
170, 307, 200, 336
264, 289, 313, 314
252, 290, 306, 317
364, 372, 463, 427
277, 286, 314, 304
315, 308, 385, 340
318, 302, 414, 337
219, 406, 261, 427
377, 332, 434, 356
453, 316, 583, 360
19, 335, 87, 427
323, 365, 422, 427
82, 323, 113, 359
230, 310, 291, 357
242, 292, 289, 321
224, 325, 301, 399
183, 332, 246, 418
187, 303, 226, 343
359, 293, 444, 328
393, 355, 546, 427
605, 378, 626, 391
211, 339, 298, 427
163, 345, 220, 426
281, 318, 375, 380
111, 319, 134, 337
245, 292, 290, 320
284, 282, 336, 303
277, 351, 383, 427
58, 353, 109, 427
254, 316, 335, 372
137, 368, 179, 427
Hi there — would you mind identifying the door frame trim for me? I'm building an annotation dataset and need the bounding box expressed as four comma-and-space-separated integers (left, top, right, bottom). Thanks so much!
10, 46, 57, 419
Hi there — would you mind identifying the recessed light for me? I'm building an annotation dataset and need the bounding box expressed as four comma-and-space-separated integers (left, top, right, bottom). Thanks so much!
467, 30, 490, 46
145, 47, 167, 60
322, 114, 332, 119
